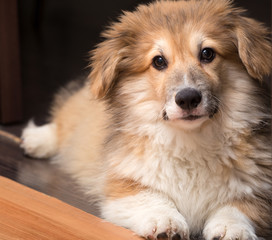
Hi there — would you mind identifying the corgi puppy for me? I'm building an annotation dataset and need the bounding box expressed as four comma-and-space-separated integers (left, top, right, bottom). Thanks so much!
21, 0, 272, 239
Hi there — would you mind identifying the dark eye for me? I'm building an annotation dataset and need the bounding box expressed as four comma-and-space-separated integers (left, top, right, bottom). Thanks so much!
152, 56, 168, 70
200, 48, 216, 63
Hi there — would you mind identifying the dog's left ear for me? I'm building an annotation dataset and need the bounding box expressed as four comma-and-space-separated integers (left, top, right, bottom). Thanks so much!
234, 17, 271, 80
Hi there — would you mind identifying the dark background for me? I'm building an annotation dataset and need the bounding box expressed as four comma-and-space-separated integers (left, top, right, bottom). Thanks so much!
18, 0, 271, 123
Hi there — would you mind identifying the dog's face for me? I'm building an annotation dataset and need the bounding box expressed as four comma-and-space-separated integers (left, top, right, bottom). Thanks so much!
146, 34, 225, 129
90, 0, 271, 130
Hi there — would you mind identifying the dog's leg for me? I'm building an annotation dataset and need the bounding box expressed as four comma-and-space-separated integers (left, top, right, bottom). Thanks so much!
21, 120, 58, 159
101, 191, 189, 240
203, 206, 258, 240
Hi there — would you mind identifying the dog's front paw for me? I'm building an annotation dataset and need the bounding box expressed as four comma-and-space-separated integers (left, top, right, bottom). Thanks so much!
138, 209, 189, 240
203, 206, 258, 240
204, 223, 257, 240
102, 192, 189, 240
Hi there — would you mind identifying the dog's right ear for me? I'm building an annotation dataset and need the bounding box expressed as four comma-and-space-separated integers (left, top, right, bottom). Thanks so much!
89, 34, 123, 99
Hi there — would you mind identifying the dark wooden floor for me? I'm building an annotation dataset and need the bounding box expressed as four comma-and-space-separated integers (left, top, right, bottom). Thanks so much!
0, 125, 100, 217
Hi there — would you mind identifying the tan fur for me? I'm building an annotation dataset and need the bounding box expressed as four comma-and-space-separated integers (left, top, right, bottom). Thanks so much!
230, 135, 272, 237
234, 17, 272, 80
105, 176, 147, 199
51, 86, 109, 176
231, 197, 272, 236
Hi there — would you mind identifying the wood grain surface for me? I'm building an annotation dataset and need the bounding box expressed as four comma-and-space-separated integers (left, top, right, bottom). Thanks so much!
0, 176, 143, 240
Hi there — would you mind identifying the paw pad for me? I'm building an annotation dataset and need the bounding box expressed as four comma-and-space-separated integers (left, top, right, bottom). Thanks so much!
212, 237, 221, 240
148, 232, 182, 240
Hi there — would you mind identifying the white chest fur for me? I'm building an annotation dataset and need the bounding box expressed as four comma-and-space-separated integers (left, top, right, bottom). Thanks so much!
112, 122, 254, 232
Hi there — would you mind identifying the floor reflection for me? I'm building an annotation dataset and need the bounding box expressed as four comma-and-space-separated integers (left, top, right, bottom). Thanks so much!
0, 133, 100, 217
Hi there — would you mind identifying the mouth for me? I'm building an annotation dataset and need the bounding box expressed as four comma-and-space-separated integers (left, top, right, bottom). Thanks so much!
181, 115, 204, 121
163, 110, 207, 122
163, 111, 206, 122
162, 110, 210, 129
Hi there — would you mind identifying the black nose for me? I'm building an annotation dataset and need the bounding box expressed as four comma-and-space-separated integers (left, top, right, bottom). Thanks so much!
175, 88, 202, 110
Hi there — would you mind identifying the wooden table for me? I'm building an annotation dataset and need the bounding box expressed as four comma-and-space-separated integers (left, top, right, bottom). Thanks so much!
0, 176, 143, 240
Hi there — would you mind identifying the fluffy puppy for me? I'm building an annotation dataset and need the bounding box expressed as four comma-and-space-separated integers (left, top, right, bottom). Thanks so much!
21, 0, 272, 239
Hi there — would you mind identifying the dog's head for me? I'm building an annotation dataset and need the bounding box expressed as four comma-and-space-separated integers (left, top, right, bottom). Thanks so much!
89, 0, 271, 130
